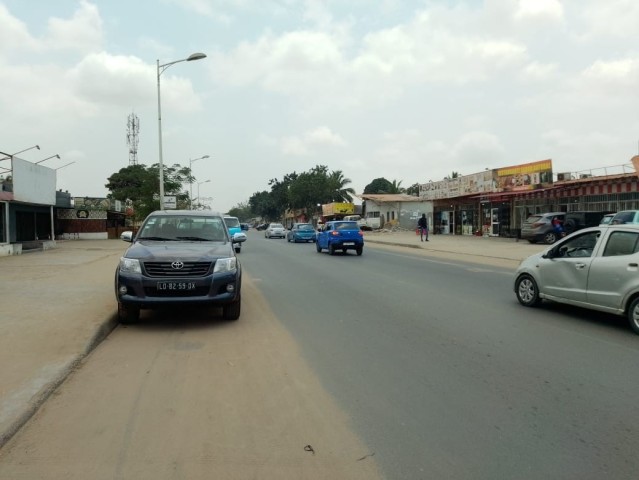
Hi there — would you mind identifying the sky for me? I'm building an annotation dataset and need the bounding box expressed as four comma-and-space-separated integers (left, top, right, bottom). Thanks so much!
1, 0, 638, 213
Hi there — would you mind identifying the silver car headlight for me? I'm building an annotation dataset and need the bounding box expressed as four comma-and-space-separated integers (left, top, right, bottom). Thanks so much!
119, 257, 141, 274
213, 257, 237, 273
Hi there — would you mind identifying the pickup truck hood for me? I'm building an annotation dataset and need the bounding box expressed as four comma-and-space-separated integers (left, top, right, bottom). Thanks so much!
124, 240, 234, 261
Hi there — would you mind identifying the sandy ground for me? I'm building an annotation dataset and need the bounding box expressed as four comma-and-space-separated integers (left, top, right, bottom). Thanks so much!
0, 275, 382, 480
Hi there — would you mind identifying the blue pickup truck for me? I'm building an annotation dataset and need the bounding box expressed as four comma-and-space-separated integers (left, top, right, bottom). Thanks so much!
316, 220, 364, 256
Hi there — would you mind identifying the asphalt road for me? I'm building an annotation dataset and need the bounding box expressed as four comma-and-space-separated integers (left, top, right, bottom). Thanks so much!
1, 232, 637, 480
242, 230, 639, 480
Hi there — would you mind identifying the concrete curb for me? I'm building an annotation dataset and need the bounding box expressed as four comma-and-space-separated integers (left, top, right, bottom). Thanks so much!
0, 316, 118, 449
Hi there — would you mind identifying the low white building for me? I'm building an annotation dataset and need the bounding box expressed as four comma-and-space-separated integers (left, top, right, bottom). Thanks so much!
358, 194, 434, 230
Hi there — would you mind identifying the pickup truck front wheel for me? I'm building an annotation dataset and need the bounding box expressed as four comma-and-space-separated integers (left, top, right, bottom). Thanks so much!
118, 303, 140, 324
222, 296, 241, 321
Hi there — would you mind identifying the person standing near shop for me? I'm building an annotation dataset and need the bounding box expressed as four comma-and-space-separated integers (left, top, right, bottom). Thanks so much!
418, 213, 429, 241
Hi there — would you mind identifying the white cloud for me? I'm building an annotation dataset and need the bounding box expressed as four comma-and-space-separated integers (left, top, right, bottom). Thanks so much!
581, 58, 639, 91
519, 61, 558, 82
579, 0, 639, 39
515, 0, 563, 22
45, 0, 103, 54
0, 4, 37, 56
273, 126, 347, 156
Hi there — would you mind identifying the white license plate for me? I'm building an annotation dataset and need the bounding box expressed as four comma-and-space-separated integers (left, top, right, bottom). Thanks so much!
157, 281, 196, 291
343, 242, 355, 246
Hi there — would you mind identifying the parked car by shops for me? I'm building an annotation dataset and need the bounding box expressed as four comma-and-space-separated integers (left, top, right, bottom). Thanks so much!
600, 213, 615, 225
521, 212, 566, 244
115, 210, 245, 324
514, 224, 639, 335
563, 210, 614, 234
610, 210, 639, 225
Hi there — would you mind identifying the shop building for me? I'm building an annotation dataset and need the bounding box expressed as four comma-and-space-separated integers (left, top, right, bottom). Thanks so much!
420, 159, 638, 236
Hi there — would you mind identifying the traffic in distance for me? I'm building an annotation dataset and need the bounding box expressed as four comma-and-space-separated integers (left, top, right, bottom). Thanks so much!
113, 207, 639, 335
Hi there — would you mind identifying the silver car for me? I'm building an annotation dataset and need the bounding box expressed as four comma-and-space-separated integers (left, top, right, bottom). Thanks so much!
264, 223, 286, 239
514, 224, 639, 335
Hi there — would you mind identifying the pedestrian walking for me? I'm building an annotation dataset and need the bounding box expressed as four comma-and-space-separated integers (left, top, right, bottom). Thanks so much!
418, 213, 429, 241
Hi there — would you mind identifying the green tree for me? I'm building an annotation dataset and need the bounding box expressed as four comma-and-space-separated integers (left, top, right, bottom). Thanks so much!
327, 170, 356, 202
106, 163, 191, 220
248, 190, 278, 221
363, 177, 393, 194
388, 179, 405, 194
405, 183, 420, 196
289, 166, 330, 216
227, 202, 254, 220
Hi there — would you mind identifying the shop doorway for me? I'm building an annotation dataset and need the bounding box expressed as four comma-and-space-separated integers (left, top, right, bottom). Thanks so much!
491, 208, 500, 236
439, 211, 454, 234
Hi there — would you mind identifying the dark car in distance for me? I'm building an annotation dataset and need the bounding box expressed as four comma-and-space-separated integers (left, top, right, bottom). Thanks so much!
115, 210, 246, 323
521, 212, 565, 244
563, 211, 614, 234
316, 220, 364, 255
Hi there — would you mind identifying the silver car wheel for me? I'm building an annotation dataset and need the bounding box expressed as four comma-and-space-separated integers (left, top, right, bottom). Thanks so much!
516, 275, 540, 307
627, 297, 639, 335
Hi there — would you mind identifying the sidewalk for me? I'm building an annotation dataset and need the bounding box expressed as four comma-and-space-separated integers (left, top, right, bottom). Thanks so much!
0, 234, 548, 448
363, 229, 547, 264
0, 239, 126, 448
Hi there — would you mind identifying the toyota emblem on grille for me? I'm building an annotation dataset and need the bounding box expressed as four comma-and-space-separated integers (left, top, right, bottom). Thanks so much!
171, 261, 184, 270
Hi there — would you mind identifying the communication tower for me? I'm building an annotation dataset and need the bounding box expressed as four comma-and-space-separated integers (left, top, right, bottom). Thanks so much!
126, 112, 140, 165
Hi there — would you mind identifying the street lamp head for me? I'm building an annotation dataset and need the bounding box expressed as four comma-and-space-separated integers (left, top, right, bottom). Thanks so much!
202, 155, 210, 159
187, 53, 207, 62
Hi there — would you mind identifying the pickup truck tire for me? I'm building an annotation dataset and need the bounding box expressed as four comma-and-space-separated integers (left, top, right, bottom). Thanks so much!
222, 296, 241, 321
356, 246, 363, 256
627, 297, 639, 335
118, 302, 140, 324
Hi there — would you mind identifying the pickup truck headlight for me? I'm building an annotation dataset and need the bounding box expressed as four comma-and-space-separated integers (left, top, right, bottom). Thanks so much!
213, 257, 237, 273
119, 257, 141, 274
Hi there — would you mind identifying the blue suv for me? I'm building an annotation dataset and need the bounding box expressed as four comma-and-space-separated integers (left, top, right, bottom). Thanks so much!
316, 220, 364, 255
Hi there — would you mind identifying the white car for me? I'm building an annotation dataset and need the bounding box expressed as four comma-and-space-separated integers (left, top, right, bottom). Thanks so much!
265, 223, 286, 239
514, 224, 639, 335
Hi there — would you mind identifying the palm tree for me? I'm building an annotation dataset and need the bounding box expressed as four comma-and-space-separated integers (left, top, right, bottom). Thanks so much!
328, 170, 356, 202
389, 179, 405, 194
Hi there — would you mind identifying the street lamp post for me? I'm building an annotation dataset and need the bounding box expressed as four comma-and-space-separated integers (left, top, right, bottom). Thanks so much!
55, 161, 76, 170
194, 180, 211, 210
35, 154, 61, 164
189, 154, 210, 209
157, 52, 207, 211
0, 145, 40, 162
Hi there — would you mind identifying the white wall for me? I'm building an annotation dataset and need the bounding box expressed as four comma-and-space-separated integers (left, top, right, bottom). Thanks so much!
12, 158, 56, 205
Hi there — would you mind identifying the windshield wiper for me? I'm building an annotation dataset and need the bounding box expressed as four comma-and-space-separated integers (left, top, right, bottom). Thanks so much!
138, 236, 176, 241
175, 236, 215, 241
